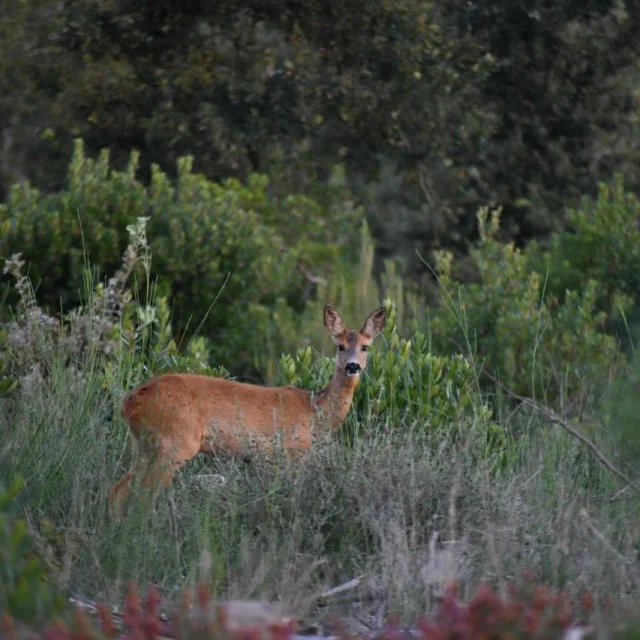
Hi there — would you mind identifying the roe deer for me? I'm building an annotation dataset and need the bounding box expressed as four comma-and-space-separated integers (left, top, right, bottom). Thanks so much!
108, 304, 386, 518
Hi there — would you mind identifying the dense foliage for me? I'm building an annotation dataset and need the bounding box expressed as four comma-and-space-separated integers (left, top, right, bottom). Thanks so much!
0, 477, 66, 623
1, 2, 640, 635
428, 207, 621, 400
1, 197, 639, 635
2, 0, 639, 274
0, 141, 362, 377
4, 145, 637, 394
526, 174, 640, 342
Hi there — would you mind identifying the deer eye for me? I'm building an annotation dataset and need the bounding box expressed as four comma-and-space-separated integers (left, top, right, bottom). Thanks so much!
337, 345, 346, 352
361, 345, 369, 352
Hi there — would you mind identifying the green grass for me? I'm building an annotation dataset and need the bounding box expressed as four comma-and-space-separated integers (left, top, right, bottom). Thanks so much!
1, 347, 638, 622
1, 228, 639, 629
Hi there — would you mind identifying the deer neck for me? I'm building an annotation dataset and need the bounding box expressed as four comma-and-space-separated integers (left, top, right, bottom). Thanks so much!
313, 368, 359, 430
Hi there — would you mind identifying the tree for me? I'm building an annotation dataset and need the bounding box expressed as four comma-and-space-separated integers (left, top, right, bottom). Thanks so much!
1, 0, 638, 280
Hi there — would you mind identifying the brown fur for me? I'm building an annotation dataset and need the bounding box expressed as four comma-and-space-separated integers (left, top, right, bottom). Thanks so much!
108, 305, 386, 518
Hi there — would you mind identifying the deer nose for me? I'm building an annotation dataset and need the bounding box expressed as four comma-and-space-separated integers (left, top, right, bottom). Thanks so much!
345, 362, 361, 376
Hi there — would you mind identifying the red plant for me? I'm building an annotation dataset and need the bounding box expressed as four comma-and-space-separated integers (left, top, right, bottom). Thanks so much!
1, 614, 17, 640
0, 575, 622, 639
414, 581, 574, 640
96, 603, 118, 638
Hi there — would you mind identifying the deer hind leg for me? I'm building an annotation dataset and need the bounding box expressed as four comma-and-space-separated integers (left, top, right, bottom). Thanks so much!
108, 471, 135, 520
108, 454, 155, 521
109, 431, 201, 520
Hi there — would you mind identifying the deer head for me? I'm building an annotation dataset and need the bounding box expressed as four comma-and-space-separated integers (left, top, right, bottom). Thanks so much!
324, 305, 386, 378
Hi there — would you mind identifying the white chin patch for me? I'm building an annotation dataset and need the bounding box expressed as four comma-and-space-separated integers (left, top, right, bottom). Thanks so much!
346, 370, 360, 377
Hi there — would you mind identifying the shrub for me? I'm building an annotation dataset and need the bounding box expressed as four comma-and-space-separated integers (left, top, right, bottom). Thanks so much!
429, 207, 620, 403
276, 300, 499, 448
526, 173, 640, 343
0, 476, 67, 624
1, 577, 632, 638
606, 345, 640, 477
0, 327, 17, 398
0, 140, 363, 377
249, 220, 419, 381
1, 218, 224, 400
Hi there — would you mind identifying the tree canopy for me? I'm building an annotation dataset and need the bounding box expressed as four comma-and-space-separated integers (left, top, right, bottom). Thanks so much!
1, 0, 639, 274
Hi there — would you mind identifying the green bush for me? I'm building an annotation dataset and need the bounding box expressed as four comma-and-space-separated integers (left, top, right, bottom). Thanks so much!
1, 217, 227, 395
0, 327, 17, 398
526, 174, 640, 343
0, 140, 363, 377
606, 346, 640, 477
277, 300, 499, 446
2, 578, 635, 639
429, 207, 620, 403
0, 476, 66, 623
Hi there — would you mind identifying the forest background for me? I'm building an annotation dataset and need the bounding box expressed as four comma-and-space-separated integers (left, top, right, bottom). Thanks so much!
1, 1, 640, 636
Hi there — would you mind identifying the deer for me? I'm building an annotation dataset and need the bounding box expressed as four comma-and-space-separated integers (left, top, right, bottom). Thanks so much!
108, 304, 386, 518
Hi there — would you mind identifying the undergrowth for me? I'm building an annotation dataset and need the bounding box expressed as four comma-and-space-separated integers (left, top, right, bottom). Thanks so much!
1, 216, 639, 637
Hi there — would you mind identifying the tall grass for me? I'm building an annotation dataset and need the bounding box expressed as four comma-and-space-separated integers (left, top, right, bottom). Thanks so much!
2, 363, 638, 616
1, 222, 638, 627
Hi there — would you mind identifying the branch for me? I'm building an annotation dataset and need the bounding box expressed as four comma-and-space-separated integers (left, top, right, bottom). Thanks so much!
296, 262, 327, 286
483, 370, 638, 492
418, 165, 436, 207
319, 576, 363, 600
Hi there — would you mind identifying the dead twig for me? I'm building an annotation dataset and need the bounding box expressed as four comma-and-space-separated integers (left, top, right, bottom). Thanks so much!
579, 509, 629, 566
418, 165, 436, 207
319, 576, 364, 600
307, 575, 385, 611
483, 371, 639, 493
297, 263, 328, 287
607, 479, 640, 501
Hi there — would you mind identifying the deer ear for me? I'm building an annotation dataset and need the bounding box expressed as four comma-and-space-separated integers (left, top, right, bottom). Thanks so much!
361, 306, 386, 338
324, 305, 346, 338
